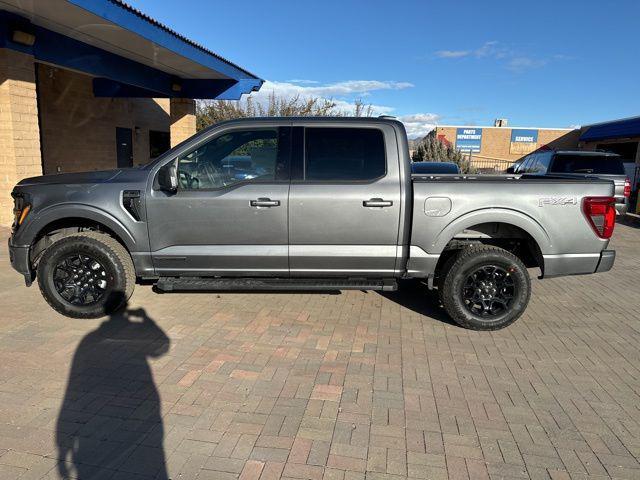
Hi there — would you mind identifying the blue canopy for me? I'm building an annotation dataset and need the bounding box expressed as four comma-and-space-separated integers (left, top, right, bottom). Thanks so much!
0, 0, 263, 99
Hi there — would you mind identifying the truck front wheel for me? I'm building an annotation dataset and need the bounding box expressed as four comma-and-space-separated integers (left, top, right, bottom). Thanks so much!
440, 245, 530, 330
37, 231, 135, 318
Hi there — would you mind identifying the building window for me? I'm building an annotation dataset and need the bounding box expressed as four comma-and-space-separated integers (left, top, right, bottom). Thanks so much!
149, 130, 170, 159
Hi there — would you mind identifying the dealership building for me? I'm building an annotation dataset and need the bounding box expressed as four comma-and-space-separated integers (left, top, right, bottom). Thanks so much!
0, 0, 263, 225
432, 121, 581, 169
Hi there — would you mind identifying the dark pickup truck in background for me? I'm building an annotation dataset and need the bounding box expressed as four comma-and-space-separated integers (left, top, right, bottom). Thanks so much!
512, 150, 631, 214
9, 118, 617, 330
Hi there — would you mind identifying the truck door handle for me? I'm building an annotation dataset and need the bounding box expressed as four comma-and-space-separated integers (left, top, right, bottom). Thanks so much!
250, 198, 280, 207
363, 198, 393, 207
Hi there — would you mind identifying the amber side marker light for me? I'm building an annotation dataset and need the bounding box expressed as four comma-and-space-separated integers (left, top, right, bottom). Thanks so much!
582, 197, 615, 239
16, 204, 31, 226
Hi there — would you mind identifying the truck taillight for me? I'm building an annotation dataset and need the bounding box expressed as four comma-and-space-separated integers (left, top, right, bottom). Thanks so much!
582, 196, 616, 239
624, 177, 631, 198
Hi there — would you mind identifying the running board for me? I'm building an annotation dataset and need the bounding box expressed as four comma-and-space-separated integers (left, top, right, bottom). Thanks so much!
155, 277, 398, 292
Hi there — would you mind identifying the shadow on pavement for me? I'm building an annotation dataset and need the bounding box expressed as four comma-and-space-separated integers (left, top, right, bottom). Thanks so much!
378, 280, 457, 326
618, 214, 640, 229
56, 292, 170, 479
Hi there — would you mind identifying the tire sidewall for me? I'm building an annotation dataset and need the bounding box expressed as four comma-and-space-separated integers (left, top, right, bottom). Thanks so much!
447, 250, 530, 330
38, 237, 128, 318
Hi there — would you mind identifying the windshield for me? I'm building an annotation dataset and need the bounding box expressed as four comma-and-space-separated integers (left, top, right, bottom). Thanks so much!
549, 154, 625, 175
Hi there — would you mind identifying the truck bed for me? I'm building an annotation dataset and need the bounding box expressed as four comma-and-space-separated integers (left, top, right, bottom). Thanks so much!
408, 174, 615, 277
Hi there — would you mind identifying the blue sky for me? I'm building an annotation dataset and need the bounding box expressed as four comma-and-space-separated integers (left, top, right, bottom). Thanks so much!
130, 0, 640, 137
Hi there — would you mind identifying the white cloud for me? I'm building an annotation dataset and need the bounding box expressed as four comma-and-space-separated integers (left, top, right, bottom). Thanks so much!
285, 79, 319, 84
236, 79, 438, 139
435, 41, 504, 60
435, 41, 566, 73
398, 113, 440, 138
434, 50, 471, 58
506, 57, 547, 73
256, 80, 413, 99
474, 41, 507, 59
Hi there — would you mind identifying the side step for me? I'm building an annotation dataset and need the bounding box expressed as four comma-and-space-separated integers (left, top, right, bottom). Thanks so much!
155, 277, 398, 292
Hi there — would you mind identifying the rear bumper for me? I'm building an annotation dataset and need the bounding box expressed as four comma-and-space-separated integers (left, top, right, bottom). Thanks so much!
8, 238, 33, 285
543, 250, 615, 278
615, 202, 628, 215
595, 249, 615, 273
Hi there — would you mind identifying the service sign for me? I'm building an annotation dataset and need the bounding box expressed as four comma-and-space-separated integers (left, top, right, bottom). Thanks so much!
510, 129, 539, 155
455, 128, 482, 153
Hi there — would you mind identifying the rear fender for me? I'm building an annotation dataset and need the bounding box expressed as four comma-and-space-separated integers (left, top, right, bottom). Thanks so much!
430, 208, 552, 255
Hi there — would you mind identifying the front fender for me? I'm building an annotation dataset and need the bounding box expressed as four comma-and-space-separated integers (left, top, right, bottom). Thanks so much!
16, 203, 137, 251
430, 207, 552, 254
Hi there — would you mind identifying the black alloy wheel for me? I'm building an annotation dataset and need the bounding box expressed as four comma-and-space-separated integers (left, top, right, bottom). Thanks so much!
461, 264, 516, 317
440, 245, 531, 330
37, 231, 135, 318
53, 253, 109, 306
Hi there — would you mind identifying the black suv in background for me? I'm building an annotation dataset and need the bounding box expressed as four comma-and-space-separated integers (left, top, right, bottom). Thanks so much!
513, 150, 631, 214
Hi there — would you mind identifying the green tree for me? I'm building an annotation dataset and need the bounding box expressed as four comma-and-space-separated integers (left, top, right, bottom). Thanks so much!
197, 92, 374, 130
412, 131, 475, 173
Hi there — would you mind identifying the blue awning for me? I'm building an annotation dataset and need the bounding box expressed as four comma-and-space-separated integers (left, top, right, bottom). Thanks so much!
580, 116, 640, 142
0, 0, 263, 99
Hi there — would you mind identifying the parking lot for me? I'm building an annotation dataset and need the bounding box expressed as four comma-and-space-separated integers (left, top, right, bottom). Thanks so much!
0, 220, 639, 480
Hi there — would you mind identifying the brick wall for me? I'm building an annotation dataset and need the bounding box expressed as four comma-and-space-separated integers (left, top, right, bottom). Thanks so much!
170, 98, 196, 147
37, 64, 170, 174
0, 49, 42, 226
434, 126, 581, 164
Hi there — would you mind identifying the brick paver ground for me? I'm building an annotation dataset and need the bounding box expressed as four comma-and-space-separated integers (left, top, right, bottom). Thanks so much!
0, 220, 639, 480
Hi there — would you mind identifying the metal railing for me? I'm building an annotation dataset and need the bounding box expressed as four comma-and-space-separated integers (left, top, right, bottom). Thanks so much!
469, 157, 513, 173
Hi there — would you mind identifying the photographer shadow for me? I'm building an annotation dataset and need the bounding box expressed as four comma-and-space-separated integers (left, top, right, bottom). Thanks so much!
56, 293, 170, 479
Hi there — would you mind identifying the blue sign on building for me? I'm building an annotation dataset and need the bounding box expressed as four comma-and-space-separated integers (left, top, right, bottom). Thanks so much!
510, 129, 539, 154
455, 128, 482, 153
510, 129, 539, 143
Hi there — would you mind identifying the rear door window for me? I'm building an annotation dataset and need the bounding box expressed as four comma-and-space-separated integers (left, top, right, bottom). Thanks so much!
549, 154, 625, 175
304, 127, 386, 181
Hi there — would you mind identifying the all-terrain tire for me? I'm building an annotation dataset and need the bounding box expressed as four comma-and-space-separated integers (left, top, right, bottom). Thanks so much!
37, 231, 135, 318
440, 245, 530, 330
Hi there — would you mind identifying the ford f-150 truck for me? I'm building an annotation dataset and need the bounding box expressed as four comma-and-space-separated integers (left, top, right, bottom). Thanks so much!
8, 117, 617, 330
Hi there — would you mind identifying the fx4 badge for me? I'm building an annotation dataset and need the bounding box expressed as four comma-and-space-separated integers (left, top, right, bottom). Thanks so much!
538, 196, 578, 207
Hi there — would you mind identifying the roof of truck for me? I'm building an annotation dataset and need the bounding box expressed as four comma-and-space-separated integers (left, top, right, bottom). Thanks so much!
200, 116, 407, 131
554, 150, 621, 157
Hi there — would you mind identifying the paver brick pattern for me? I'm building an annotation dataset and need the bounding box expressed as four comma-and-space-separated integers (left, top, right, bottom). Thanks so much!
0, 220, 639, 479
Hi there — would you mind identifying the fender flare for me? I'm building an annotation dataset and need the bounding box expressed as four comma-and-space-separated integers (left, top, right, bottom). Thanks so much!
430, 208, 552, 255
20, 203, 137, 251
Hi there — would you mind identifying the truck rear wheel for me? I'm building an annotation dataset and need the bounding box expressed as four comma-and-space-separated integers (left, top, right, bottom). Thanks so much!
440, 245, 530, 330
37, 231, 135, 318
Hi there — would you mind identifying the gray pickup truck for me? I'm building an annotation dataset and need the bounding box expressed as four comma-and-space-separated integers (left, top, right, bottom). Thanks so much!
8, 117, 617, 330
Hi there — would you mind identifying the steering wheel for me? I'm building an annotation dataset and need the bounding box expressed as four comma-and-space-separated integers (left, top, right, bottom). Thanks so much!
197, 162, 226, 188
178, 170, 192, 189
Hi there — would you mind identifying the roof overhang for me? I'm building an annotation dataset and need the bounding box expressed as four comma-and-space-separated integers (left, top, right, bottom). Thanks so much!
0, 0, 263, 99
580, 116, 640, 142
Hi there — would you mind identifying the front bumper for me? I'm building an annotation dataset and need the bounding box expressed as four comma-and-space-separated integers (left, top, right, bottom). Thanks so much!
8, 238, 33, 286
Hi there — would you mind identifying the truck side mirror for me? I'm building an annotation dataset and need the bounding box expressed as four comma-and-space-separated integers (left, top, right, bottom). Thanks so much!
157, 161, 178, 193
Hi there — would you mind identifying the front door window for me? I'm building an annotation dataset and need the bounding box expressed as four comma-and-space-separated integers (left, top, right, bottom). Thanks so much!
177, 129, 283, 190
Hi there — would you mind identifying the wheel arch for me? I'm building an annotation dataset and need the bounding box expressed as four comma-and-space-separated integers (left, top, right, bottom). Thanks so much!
22, 205, 136, 251
432, 209, 550, 277
433, 208, 551, 253
22, 206, 136, 269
